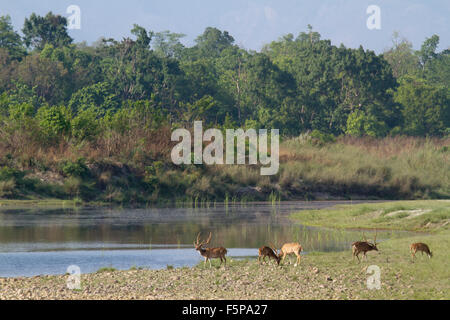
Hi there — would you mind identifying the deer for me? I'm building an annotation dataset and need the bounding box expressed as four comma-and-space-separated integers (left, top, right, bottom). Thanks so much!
194, 232, 228, 268
410, 242, 432, 260
279, 242, 303, 267
352, 231, 378, 263
258, 243, 281, 266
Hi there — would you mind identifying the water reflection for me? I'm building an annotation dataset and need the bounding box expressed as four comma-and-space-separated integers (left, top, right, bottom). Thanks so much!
0, 201, 410, 276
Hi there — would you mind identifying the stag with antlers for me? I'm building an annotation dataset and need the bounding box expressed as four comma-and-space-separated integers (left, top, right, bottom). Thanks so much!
352, 231, 379, 262
194, 232, 228, 268
258, 243, 281, 265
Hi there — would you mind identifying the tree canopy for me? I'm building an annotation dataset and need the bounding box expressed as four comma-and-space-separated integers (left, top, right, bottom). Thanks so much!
0, 13, 448, 141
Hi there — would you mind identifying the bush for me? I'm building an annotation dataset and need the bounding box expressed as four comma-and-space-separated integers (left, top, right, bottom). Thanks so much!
0, 166, 25, 181
60, 158, 89, 178
0, 179, 16, 197
36, 105, 71, 141
310, 129, 336, 145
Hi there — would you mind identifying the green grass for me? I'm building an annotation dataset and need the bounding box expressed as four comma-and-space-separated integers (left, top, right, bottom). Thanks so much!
96, 267, 117, 273
0, 199, 85, 207
288, 200, 450, 299
291, 200, 450, 232
303, 230, 450, 299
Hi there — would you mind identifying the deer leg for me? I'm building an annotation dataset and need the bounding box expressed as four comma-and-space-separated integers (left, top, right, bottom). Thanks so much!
224, 256, 227, 266
356, 253, 361, 263
204, 257, 208, 266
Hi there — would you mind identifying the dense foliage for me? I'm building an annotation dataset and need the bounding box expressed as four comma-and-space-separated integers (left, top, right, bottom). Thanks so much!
0, 13, 448, 203
0, 14, 448, 139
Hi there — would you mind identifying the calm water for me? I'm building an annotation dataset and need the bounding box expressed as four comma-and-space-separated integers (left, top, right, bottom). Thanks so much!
0, 201, 407, 277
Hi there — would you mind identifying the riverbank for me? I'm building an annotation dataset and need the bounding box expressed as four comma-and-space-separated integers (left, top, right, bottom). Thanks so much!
0, 201, 448, 300
0, 230, 448, 300
1, 136, 449, 205
291, 200, 450, 232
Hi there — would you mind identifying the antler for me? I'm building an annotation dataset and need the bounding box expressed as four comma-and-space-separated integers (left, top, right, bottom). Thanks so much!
204, 232, 212, 246
374, 230, 378, 245
362, 232, 367, 242
194, 232, 201, 246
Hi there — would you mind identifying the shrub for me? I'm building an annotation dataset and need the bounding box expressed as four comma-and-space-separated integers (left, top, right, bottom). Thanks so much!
0, 166, 25, 181
0, 179, 16, 197
310, 129, 336, 145
60, 158, 89, 178
36, 105, 72, 141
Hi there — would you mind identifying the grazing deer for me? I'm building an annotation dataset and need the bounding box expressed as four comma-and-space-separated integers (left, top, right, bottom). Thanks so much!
352, 232, 378, 263
279, 243, 303, 266
194, 232, 227, 268
410, 243, 432, 260
258, 243, 281, 265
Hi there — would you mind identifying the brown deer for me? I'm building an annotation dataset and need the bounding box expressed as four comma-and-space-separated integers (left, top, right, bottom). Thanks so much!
258, 243, 281, 265
410, 243, 432, 260
194, 232, 227, 268
352, 232, 378, 262
279, 242, 303, 266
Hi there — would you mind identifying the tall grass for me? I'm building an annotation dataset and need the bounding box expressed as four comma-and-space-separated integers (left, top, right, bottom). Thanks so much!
0, 129, 448, 203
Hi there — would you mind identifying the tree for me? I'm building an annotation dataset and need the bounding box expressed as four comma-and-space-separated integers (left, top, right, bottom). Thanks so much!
22, 12, 73, 50
193, 27, 235, 57
417, 34, 439, 70
68, 82, 119, 115
264, 28, 397, 135
71, 107, 101, 142
346, 109, 388, 137
15, 54, 69, 104
182, 95, 217, 123
99, 26, 183, 105
394, 76, 449, 136
423, 49, 450, 89
383, 32, 419, 78
36, 105, 72, 141
0, 15, 26, 60
131, 24, 153, 49
153, 30, 186, 58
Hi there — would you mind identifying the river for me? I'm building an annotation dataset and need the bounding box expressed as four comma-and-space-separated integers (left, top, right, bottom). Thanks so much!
0, 201, 407, 277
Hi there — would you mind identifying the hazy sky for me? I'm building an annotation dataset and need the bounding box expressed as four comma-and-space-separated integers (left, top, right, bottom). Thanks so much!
1, 0, 449, 53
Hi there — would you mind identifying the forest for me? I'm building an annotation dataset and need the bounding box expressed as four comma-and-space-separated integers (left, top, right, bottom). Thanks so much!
0, 12, 449, 204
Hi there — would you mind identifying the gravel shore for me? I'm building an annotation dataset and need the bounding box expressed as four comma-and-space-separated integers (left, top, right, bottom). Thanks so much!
0, 262, 369, 300
1, 249, 447, 300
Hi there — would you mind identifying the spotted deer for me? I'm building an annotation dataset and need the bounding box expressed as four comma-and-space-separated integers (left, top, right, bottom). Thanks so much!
352, 232, 378, 262
258, 243, 281, 265
194, 232, 227, 268
410, 242, 432, 260
279, 242, 303, 266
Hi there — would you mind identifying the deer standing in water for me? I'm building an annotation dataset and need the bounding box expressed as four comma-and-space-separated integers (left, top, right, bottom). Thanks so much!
352, 232, 378, 263
279, 242, 303, 266
410, 242, 432, 260
258, 243, 281, 265
194, 232, 227, 268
